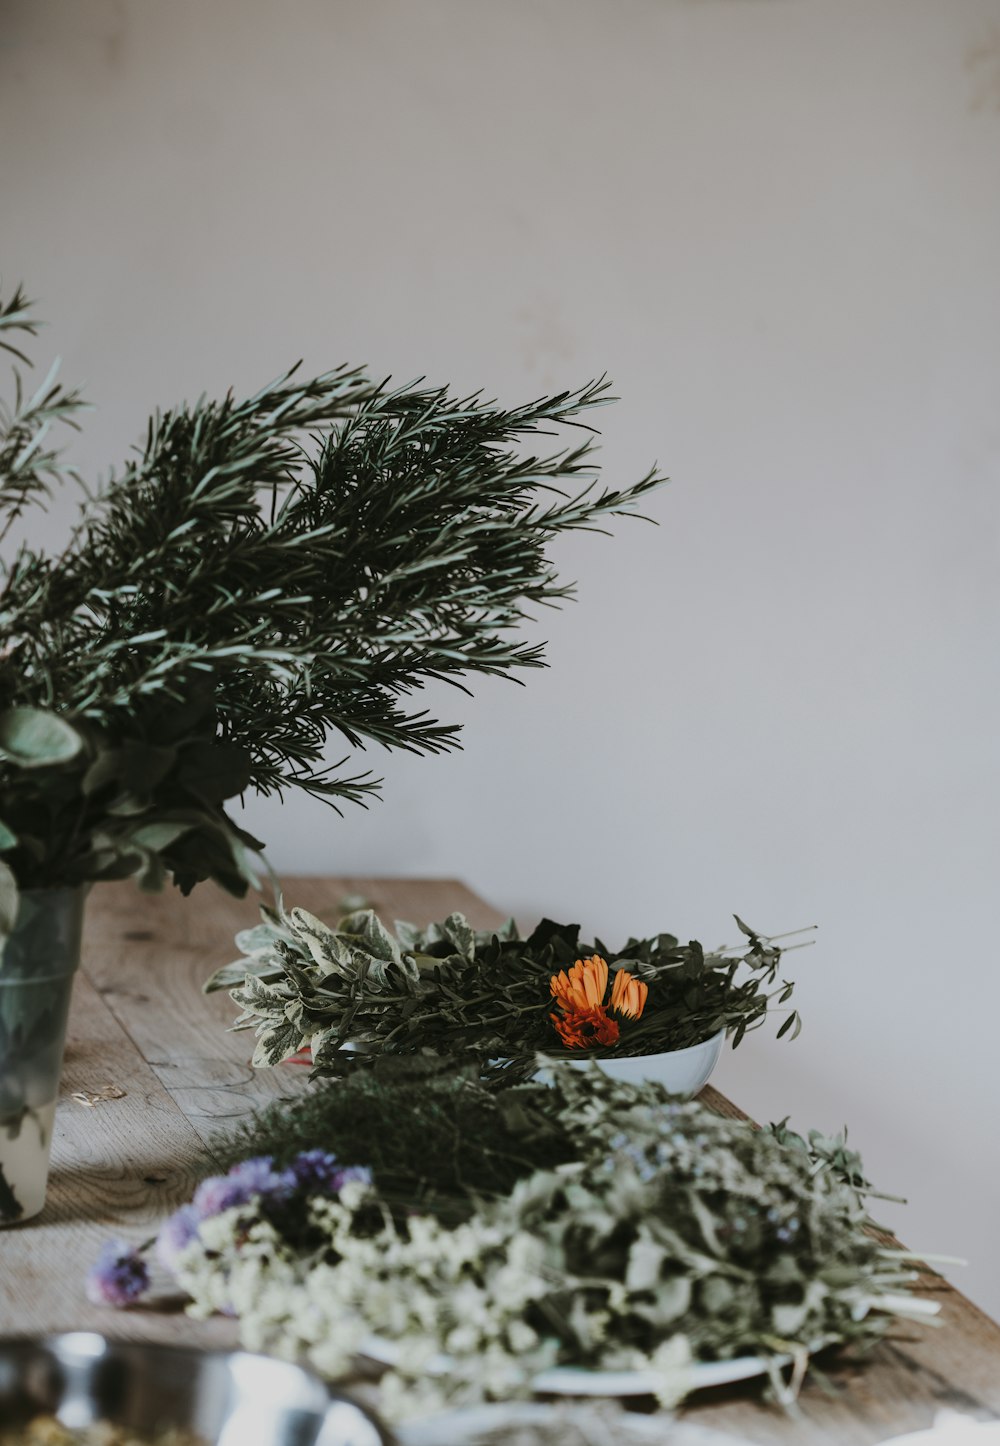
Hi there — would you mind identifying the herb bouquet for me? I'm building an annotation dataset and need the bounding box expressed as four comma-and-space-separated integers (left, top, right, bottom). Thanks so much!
87, 1064, 939, 1422
0, 284, 663, 1222
207, 901, 806, 1092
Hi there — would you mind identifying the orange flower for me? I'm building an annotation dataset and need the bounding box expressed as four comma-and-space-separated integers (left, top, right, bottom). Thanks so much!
550, 1005, 621, 1049
550, 955, 609, 1014
610, 968, 648, 1020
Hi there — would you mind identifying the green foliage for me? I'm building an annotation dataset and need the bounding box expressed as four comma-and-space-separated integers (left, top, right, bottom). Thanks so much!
0, 688, 263, 897
211, 901, 803, 1070
0, 285, 87, 545
0, 709, 83, 768
215, 1054, 577, 1224
0, 286, 665, 908
194, 1064, 931, 1411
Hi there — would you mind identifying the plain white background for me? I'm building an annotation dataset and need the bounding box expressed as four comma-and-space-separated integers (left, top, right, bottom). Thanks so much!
2, 0, 998, 1313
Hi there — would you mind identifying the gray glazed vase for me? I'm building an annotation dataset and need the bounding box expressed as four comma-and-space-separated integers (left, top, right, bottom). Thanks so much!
0, 887, 85, 1224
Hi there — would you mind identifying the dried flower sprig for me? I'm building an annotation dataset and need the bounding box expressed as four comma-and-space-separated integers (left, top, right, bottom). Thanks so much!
84, 1064, 940, 1421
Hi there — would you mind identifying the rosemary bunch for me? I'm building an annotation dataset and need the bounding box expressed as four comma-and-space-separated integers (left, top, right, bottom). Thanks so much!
0, 288, 664, 913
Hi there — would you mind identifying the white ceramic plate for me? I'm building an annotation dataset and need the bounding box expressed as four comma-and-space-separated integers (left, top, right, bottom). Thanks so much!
359, 1336, 804, 1397
360, 1293, 939, 1398
530, 1353, 786, 1396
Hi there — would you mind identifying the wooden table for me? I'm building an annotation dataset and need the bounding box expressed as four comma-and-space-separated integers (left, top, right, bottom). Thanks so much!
3, 877, 999, 1443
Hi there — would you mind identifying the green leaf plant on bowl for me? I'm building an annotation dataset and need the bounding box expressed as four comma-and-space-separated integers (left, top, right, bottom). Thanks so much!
0, 282, 666, 1222
207, 902, 808, 1094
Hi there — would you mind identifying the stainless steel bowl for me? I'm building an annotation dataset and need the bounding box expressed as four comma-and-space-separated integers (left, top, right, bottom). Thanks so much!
0, 1334, 390, 1446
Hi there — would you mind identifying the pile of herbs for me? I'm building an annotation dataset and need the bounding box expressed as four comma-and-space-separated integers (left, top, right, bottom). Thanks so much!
206, 903, 802, 1070
153, 1063, 933, 1419
213, 1054, 577, 1225
0, 285, 663, 920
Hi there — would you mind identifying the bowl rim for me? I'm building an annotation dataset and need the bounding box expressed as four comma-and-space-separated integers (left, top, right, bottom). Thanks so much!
541, 1025, 726, 1065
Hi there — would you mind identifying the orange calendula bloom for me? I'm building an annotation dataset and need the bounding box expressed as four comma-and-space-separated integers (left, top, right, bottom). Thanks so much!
549, 955, 609, 1015
610, 968, 648, 1020
548, 953, 649, 1049
550, 1005, 620, 1050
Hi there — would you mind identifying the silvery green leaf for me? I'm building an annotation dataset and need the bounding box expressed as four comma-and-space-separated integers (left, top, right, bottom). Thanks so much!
625, 1231, 665, 1292
288, 907, 346, 967
347, 946, 400, 992
126, 819, 194, 851
409, 950, 444, 976
203, 957, 285, 995
0, 860, 18, 938
281, 958, 321, 995
339, 909, 401, 964
231, 974, 292, 1013
440, 912, 475, 958
251, 1020, 304, 1069
234, 922, 287, 958
311, 1026, 353, 1069
393, 919, 422, 951
0, 820, 17, 852
0, 707, 83, 768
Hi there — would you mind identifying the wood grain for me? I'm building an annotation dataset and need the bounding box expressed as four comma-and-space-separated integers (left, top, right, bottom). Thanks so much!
2, 876, 999, 1443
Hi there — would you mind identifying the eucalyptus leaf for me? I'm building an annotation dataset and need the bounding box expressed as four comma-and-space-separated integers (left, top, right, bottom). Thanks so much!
126, 820, 195, 852
0, 859, 18, 936
82, 742, 177, 798
0, 708, 82, 769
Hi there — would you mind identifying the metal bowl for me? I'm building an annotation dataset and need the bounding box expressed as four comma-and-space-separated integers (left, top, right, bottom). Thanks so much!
0, 1334, 390, 1446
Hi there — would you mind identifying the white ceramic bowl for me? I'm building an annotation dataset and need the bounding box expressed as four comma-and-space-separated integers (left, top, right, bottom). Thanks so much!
562, 1028, 725, 1098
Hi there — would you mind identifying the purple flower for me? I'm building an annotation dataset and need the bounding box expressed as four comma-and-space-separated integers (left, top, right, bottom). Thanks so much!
192, 1156, 295, 1221
86, 1239, 150, 1308
290, 1149, 372, 1196
155, 1205, 200, 1272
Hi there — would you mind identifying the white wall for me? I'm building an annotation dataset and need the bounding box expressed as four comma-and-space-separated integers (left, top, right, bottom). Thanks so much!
2, 0, 999, 1314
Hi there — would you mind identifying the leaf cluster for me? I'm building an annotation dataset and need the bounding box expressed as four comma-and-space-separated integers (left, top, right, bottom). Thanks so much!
214, 1054, 577, 1226
209, 901, 802, 1071
0, 689, 262, 911
203, 1063, 926, 1397
0, 286, 664, 904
